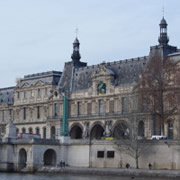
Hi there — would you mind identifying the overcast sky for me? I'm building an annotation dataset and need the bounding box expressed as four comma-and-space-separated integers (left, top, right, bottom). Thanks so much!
0, 0, 180, 87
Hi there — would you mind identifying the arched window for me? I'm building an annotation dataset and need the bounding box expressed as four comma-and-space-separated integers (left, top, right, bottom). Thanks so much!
36, 127, 40, 135
22, 128, 26, 133
29, 127, 33, 134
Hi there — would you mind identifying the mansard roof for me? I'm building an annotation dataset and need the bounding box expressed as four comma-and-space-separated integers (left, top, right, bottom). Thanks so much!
72, 56, 148, 91
17, 71, 62, 88
0, 87, 14, 105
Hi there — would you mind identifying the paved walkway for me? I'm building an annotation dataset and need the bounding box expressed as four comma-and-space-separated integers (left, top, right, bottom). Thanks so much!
38, 166, 180, 178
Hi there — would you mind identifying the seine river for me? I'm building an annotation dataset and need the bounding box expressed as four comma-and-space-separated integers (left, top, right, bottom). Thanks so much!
0, 172, 168, 180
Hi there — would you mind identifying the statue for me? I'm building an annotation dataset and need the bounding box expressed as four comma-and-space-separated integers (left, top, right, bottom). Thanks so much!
104, 121, 112, 137
82, 122, 89, 139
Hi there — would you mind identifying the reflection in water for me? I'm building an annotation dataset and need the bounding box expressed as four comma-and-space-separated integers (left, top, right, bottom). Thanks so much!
0, 173, 168, 180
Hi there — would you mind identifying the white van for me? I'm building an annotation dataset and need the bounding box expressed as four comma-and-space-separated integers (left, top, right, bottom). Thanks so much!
151, 135, 167, 140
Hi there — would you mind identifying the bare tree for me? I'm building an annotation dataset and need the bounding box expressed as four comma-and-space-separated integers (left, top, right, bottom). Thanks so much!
115, 93, 147, 169
137, 56, 180, 136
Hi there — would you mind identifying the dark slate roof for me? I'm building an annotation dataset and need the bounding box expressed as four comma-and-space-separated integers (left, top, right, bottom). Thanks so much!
0, 87, 14, 105
72, 56, 149, 91
160, 17, 167, 25
18, 71, 62, 88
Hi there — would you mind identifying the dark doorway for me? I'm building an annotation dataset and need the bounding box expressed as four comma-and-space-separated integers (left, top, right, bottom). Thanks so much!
113, 122, 129, 139
19, 148, 27, 170
70, 125, 83, 139
44, 149, 56, 166
90, 124, 104, 139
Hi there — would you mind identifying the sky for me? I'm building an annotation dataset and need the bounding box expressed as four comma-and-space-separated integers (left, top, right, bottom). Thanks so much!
0, 0, 180, 87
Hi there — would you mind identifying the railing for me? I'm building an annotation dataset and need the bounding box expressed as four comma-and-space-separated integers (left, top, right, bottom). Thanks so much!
47, 116, 62, 121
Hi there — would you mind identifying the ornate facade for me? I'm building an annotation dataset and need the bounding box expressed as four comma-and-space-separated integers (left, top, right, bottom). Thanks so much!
0, 17, 180, 142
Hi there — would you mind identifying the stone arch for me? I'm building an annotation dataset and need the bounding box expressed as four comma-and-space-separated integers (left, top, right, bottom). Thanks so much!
43, 149, 56, 166
51, 126, 56, 139
18, 148, 27, 170
69, 123, 83, 139
112, 120, 129, 139
90, 122, 105, 139
138, 121, 145, 137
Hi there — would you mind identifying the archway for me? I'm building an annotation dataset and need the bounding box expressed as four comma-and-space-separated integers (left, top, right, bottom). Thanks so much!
43, 149, 56, 166
51, 126, 56, 139
113, 122, 129, 139
70, 125, 83, 139
138, 121, 145, 137
19, 148, 27, 170
90, 124, 104, 139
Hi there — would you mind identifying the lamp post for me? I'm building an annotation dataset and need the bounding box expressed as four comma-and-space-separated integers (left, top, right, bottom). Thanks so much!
61, 94, 69, 136
59, 87, 70, 142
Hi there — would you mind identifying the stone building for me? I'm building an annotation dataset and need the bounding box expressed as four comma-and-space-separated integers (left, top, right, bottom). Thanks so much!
0, 17, 180, 171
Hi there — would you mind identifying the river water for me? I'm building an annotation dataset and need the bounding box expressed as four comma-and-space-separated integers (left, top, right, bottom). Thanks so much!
0, 173, 169, 180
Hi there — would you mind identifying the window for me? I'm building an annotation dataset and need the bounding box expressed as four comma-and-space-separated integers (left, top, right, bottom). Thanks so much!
29, 127, 33, 134
30, 90, 34, 97
37, 106, 40, 119
17, 92, 20, 99
87, 103, 92, 115
109, 100, 114, 113
24, 91, 27, 98
122, 97, 127, 113
43, 127, 46, 139
45, 88, 48, 96
54, 103, 58, 117
23, 108, 26, 120
168, 121, 173, 139
22, 128, 26, 133
2, 111, 5, 121
36, 127, 40, 135
107, 151, 115, 158
37, 88, 41, 97
97, 151, 104, 158
77, 102, 82, 116
98, 99, 103, 115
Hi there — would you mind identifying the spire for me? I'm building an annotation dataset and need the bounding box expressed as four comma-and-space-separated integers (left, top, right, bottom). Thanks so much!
158, 17, 169, 46
71, 37, 81, 62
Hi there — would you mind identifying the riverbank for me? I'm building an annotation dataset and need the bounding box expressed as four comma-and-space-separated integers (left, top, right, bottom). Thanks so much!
37, 166, 180, 179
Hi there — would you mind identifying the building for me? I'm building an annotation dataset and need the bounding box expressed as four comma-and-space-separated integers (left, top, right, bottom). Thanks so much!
0, 17, 180, 171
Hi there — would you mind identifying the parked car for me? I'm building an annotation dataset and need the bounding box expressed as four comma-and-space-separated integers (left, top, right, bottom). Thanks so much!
151, 135, 167, 140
